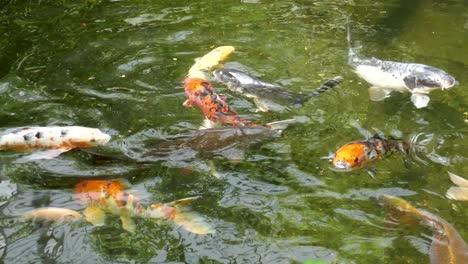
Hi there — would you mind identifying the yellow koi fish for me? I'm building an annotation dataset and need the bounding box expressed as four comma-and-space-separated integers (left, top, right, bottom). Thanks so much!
187, 46, 235, 80
378, 195, 468, 264
0, 126, 111, 161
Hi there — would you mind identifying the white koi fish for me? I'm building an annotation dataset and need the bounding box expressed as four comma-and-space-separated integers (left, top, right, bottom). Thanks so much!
0, 126, 111, 161
347, 26, 458, 108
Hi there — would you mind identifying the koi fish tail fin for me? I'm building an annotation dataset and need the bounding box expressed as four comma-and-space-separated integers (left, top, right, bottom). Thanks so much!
172, 209, 215, 235
305, 76, 344, 100
347, 24, 361, 68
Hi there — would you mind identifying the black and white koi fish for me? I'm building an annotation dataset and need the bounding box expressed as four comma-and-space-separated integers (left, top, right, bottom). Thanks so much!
0, 126, 111, 161
347, 26, 458, 108
213, 69, 343, 112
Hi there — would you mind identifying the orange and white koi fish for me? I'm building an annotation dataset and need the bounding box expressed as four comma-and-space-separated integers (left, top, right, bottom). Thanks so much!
21, 207, 82, 222
0, 126, 111, 161
331, 134, 410, 170
183, 77, 262, 127
378, 195, 468, 264
74, 179, 213, 234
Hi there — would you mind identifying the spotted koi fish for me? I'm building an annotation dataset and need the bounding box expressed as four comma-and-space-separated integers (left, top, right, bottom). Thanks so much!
74, 179, 213, 234
331, 134, 410, 170
0, 126, 111, 161
347, 26, 457, 108
183, 77, 262, 127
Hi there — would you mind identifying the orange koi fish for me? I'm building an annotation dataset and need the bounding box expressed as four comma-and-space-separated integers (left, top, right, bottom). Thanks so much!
183, 78, 262, 127
331, 134, 410, 169
0, 126, 111, 161
74, 179, 213, 234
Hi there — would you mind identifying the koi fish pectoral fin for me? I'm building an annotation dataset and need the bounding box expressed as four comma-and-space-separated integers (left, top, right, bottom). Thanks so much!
83, 206, 106, 226
368, 86, 392, 101
166, 196, 201, 207
120, 215, 136, 233
410, 93, 430, 109
448, 172, 468, 187
173, 210, 214, 235
446, 187, 468, 201
254, 98, 288, 113
15, 147, 73, 163
182, 98, 195, 107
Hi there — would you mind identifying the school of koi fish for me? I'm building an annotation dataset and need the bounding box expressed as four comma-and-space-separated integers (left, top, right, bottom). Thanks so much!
1, 30, 466, 263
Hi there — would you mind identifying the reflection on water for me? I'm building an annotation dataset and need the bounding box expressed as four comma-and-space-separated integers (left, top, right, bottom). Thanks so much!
0, 0, 467, 263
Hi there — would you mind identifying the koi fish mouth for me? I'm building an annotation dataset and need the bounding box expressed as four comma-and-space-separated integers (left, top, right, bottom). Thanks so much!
332, 159, 352, 170
441, 78, 458, 90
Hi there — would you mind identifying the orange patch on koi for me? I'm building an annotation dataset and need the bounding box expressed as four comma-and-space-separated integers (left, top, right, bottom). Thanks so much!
183, 78, 262, 127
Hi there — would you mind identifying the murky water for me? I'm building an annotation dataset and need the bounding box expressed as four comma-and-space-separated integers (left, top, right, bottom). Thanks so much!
0, 0, 467, 263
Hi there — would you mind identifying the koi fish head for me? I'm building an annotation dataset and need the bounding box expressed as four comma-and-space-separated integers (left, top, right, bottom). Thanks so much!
331, 142, 367, 169
183, 78, 213, 95
420, 67, 457, 90
65, 127, 111, 147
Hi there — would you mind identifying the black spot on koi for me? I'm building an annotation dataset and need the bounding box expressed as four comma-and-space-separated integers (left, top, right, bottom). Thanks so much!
35, 132, 42, 139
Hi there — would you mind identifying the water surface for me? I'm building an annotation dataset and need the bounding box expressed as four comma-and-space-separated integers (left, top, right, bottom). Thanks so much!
0, 0, 467, 263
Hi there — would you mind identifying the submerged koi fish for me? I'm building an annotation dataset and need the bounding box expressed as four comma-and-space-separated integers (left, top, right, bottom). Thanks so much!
347, 26, 457, 108
378, 195, 468, 264
0, 126, 111, 161
183, 77, 262, 127
331, 134, 410, 170
74, 179, 213, 234
21, 207, 82, 222
213, 69, 343, 112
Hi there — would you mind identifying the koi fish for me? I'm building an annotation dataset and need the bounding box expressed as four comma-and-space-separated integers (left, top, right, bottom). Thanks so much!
21, 207, 82, 222
446, 172, 468, 201
213, 69, 343, 112
347, 26, 457, 108
378, 195, 468, 264
74, 179, 213, 234
331, 134, 410, 170
183, 77, 262, 127
0, 126, 111, 161
188, 46, 235, 80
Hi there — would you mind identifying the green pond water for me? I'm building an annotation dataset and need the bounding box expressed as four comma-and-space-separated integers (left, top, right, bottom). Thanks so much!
0, 0, 467, 263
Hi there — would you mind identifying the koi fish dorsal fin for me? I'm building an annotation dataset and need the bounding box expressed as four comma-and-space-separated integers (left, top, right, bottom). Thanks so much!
15, 147, 73, 163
